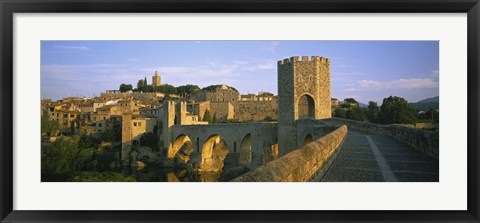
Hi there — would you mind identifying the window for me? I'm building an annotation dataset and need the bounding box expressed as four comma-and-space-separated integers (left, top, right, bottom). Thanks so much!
98, 123, 103, 127
70, 114, 75, 118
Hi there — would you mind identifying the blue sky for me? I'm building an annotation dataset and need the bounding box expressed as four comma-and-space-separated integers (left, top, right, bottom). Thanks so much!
41, 41, 439, 104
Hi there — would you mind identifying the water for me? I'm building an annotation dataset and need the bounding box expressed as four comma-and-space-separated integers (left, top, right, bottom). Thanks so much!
120, 165, 222, 182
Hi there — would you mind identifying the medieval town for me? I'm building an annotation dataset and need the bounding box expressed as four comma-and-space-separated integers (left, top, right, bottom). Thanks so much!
41, 56, 439, 182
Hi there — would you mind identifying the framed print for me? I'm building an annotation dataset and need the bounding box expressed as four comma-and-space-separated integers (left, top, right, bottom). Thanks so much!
1, 0, 479, 222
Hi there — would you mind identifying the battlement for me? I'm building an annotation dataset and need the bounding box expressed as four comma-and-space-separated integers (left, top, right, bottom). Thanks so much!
277, 56, 330, 66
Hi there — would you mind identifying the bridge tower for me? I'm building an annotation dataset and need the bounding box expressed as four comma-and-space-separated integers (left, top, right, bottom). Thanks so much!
160, 101, 190, 158
277, 56, 331, 156
161, 101, 176, 154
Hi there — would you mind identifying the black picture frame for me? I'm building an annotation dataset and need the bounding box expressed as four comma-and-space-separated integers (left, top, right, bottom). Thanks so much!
1, 0, 479, 222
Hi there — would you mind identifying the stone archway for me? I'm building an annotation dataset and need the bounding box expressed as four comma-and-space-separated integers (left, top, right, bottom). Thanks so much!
303, 134, 313, 145
199, 134, 229, 172
239, 133, 252, 168
297, 94, 315, 119
168, 134, 192, 159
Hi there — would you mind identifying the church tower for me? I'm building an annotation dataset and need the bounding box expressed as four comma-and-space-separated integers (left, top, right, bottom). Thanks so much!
152, 71, 161, 87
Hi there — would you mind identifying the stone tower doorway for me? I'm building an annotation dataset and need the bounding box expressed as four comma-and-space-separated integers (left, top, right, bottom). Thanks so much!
298, 94, 315, 119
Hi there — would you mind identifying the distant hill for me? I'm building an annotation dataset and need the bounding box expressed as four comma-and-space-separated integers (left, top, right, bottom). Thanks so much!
358, 102, 368, 108
416, 96, 439, 104
409, 96, 439, 111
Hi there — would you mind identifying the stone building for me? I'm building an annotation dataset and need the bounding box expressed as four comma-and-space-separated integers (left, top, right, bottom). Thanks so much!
331, 98, 340, 108
121, 113, 158, 162
187, 101, 210, 121
194, 85, 240, 102
95, 115, 121, 134
210, 101, 235, 121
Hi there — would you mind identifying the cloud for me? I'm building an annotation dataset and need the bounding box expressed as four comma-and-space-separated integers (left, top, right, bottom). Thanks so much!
342, 78, 439, 92
243, 60, 276, 71
53, 45, 91, 50
358, 78, 439, 89
41, 59, 278, 99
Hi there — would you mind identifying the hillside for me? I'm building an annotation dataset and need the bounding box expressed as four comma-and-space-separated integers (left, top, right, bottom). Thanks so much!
409, 96, 439, 111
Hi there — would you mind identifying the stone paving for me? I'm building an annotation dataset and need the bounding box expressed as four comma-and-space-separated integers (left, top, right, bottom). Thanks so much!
319, 130, 439, 182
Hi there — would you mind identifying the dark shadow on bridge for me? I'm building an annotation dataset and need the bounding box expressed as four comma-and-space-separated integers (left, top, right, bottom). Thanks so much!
319, 129, 439, 182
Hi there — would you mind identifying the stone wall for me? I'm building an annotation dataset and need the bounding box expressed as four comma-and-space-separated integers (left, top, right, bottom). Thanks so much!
324, 118, 439, 160
210, 101, 234, 121
292, 56, 331, 120
235, 100, 278, 121
233, 125, 347, 182
194, 89, 239, 102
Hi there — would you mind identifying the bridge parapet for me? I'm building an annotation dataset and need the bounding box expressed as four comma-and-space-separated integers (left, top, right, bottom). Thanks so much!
233, 125, 347, 182
324, 118, 439, 160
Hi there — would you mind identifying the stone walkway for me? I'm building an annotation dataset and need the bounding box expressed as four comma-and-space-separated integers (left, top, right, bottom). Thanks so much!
319, 130, 439, 182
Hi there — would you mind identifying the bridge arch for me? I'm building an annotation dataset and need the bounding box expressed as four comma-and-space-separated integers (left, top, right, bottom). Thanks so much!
200, 134, 229, 172
240, 133, 252, 167
297, 93, 315, 119
303, 134, 313, 145
168, 134, 192, 159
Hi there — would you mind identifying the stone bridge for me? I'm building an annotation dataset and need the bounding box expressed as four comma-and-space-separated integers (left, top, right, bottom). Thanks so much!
234, 119, 439, 182
168, 122, 278, 171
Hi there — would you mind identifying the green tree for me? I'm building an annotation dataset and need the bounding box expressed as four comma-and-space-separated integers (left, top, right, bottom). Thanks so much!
346, 107, 367, 121
41, 136, 97, 181
334, 108, 347, 118
140, 132, 159, 148
342, 98, 359, 109
366, 101, 380, 123
119, 83, 133, 92
144, 76, 148, 86
155, 84, 178, 94
41, 115, 60, 137
203, 109, 212, 123
418, 108, 439, 124
136, 79, 145, 91
143, 85, 154, 93
379, 96, 417, 124
176, 84, 200, 95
